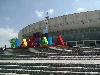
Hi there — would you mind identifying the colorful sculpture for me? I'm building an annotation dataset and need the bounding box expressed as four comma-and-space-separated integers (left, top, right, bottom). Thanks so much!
20, 39, 27, 48
48, 36, 53, 46
55, 34, 65, 46
15, 39, 20, 48
10, 38, 16, 48
10, 38, 20, 48
41, 37, 48, 46
9, 30, 66, 48
28, 36, 35, 48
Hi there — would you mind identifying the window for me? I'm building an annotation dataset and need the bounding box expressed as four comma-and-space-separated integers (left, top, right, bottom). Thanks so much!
84, 28, 89, 32
88, 19, 92, 22
81, 20, 85, 24
66, 22, 69, 24
89, 28, 95, 32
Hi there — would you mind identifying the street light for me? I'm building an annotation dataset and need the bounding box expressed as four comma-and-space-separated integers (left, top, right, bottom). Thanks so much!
43, 12, 49, 34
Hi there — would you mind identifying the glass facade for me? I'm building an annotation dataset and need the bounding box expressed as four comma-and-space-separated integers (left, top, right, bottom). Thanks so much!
50, 27, 100, 41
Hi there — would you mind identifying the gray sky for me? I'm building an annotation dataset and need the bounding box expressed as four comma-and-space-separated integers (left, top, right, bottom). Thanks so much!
0, 0, 100, 47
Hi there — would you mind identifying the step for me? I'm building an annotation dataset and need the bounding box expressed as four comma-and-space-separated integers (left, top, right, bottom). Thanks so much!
44, 67, 100, 72
0, 69, 41, 74
0, 53, 48, 58
2, 48, 100, 56
1, 60, 100, 64
0, 65, 48, 70
1, 63, 100, 68
0, 73, 29, 75
1, 56, 100, 60
0, 68, 99, 75
43, 71, 100, 74
0, 63, 100, 74
1, 51, 100, 58
1, 65, 99, 72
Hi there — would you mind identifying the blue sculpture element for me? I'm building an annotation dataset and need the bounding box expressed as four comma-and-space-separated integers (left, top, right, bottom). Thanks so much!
15, 38, 20, 48
48, 36, 53, 46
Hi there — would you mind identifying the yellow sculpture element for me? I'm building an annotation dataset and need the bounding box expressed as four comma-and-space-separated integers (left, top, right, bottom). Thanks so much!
21, 39, 27, 47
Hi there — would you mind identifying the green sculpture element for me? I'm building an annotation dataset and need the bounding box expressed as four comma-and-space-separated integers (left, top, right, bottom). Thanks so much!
9, 38, 16, 48
41, 37, 48, 46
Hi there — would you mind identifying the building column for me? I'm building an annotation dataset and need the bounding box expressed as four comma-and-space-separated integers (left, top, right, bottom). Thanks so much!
76, 41, 78, 46
83, 40, 85, 46
95, 40, 96, 46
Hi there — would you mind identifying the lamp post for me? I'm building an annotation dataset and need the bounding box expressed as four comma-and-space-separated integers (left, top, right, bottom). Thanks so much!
43, 12, 49, 34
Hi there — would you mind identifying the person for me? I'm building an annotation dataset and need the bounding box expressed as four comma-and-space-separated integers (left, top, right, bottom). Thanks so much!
0, 47, 3, 51
4, 45, 6, 50
2, 47, 5, 50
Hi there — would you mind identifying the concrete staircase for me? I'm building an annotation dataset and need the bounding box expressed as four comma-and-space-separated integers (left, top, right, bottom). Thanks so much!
0, 48, 100, 75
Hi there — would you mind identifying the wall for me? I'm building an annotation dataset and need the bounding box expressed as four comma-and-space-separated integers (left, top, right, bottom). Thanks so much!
18, 10, 100, 41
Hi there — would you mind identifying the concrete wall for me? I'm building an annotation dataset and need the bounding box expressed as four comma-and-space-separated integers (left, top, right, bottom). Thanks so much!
18, 10, 100, 41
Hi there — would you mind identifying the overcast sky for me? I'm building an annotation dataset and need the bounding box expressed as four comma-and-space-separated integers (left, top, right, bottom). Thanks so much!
0, 0, 100, 47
